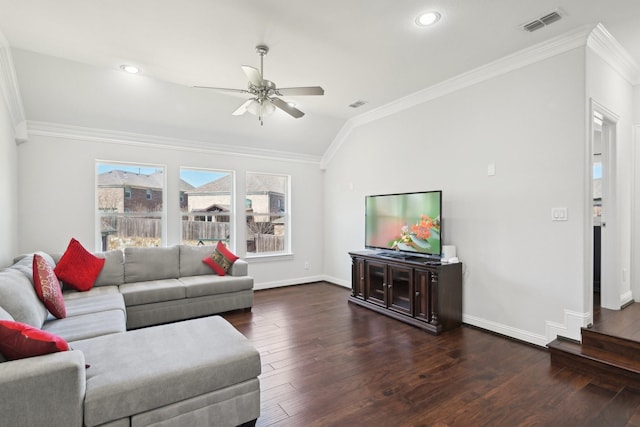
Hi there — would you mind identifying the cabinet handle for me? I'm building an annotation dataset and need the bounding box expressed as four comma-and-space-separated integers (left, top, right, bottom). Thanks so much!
415, 292, 420, 297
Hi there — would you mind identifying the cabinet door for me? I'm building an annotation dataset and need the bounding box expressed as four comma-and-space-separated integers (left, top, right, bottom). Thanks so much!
414, 270, 431, 322
351, 258, 366, 299
365, 261, 386, 306
388, 265, 413, 315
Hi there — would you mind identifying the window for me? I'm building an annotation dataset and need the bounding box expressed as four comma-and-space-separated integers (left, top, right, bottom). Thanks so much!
246, 172, 289, 255
97, 162, 165, 251
180, 168, 233, 247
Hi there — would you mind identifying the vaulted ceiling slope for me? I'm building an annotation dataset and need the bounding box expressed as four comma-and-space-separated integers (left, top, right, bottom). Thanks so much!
1, 1, 639, 160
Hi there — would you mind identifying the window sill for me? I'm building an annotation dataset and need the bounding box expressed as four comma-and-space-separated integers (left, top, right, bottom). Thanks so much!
245, 253, 294, 263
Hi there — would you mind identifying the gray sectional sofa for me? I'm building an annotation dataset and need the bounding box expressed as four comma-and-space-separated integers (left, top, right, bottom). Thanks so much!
0, 245, 260, 427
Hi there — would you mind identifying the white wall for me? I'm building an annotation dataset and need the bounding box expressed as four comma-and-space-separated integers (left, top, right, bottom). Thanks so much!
0, 86, 18, 267
0, 39, 20, 267
17, 131, 324, 288
586, 48, 635, 308
323, 48, 587, 345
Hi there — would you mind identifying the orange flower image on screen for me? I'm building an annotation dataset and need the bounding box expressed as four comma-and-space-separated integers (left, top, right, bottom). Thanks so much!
411, 214, 434, 240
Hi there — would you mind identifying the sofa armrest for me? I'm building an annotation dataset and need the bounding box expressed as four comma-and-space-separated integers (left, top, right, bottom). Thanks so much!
0, 350, 86, 427
230, 259, 248, 277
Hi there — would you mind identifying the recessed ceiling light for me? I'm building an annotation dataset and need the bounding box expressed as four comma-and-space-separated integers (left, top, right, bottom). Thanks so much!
415, 11, 441, 27
120, 64, 141, 74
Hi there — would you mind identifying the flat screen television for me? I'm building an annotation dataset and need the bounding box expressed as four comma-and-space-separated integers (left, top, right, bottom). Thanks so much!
365, 190, 442, 259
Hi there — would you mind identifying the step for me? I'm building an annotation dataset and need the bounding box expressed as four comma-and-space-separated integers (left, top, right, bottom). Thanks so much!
548, 336, 640, 388
582, 328, 640, 362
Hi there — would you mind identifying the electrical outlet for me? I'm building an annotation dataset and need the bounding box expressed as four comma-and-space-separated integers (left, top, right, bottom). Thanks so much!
304, 261, 310, 270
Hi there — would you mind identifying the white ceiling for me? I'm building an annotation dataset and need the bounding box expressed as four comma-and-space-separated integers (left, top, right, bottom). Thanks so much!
1, 0, 640, 158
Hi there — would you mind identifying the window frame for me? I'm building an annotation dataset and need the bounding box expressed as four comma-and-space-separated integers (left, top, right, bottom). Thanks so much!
95, 161, 167, 251
245, 171, 291, 259
179, 167, 236, 251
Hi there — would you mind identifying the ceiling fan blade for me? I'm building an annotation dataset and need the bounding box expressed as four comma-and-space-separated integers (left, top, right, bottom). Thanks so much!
271, 97, 305, 118
275, 86, 324, 96
193, 86, 249, 94
241, 65, 263, 86
232, 99, 255, 116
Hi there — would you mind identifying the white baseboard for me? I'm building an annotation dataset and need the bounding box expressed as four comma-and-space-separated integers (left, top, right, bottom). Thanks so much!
620, 290, 633, 306
253, 275, 326, 290
545, 309, 591, 343
463, 314, 549, 347
254, 275, 351, 290
322, 275, 351, 288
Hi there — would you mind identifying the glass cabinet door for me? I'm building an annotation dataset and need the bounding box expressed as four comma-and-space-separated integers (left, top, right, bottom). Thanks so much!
388, 265, 413, 314
366, 261, 386, 306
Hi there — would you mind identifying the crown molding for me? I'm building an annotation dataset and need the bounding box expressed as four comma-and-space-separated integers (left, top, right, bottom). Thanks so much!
321, 24, 595, 169
0, 31, 27, 144
27, 121, 322, 165
587, 23, 640, 85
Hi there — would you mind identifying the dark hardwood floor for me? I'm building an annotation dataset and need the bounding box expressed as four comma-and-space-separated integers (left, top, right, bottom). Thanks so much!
224, 283, 640, 426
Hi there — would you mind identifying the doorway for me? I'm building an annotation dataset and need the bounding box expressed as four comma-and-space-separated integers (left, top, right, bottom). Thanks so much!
592, 105, 618, 310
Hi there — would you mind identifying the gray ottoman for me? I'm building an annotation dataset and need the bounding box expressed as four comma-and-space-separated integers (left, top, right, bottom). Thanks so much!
71, 316, 261, 427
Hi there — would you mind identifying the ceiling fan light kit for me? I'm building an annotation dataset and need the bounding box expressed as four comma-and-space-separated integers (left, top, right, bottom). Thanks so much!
195, 44, 324, 125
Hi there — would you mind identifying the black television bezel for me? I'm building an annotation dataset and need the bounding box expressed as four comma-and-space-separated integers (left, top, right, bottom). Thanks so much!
364, 190, 443, 260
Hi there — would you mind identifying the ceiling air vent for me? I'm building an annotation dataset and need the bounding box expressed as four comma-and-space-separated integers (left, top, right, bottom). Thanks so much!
522, 10, 562, 32
349, 100, 368, 108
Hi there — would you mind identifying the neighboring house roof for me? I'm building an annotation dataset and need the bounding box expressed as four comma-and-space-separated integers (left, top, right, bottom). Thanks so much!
193, 204, 230, 212
98, 169, 164, 190
187, 175, 231, 194
179, 179, 195, 192
187, 174, 285, 195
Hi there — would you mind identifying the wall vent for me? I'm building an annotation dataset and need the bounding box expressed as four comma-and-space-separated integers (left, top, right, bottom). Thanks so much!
349, 100, 368, 108
522, 10, 562, 32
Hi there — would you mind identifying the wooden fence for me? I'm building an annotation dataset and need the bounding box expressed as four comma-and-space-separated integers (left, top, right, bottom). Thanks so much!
102, 217, 283, 252
251, 234, 285, 253
101, 217, 229, 241
181, 220, 230, 241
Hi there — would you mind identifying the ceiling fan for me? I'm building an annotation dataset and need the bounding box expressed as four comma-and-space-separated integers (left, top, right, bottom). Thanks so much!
194, 45, 324, 125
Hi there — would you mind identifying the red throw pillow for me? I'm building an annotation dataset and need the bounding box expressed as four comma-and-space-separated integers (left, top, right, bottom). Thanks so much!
32, 254, 66, 319
54, 238, 105, 292
202, 241, 239, 276
0, 321, 69, 360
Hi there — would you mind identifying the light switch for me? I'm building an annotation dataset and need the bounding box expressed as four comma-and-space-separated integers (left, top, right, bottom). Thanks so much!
487, 163, 496, 176
551, 207, 568, 221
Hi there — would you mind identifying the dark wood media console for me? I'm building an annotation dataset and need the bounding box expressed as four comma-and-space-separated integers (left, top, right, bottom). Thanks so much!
348, 251, 462, 335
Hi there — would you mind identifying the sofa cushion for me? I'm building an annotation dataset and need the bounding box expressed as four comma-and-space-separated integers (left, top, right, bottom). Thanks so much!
33, 254, 66, 319
54, 238, 106, 292
124, 246, 179, 282
0, 268, 48, 328
0, 320, 69, 360
179, 275, 254, 298
0, 306, 13, 321
94, 250, 125, 287
43, 310, 126, 343
62, 293, 126, 318
179, 245, 217, 277
71, 316, 261, 427
62, 285, 121, 301
119, 279, 185, 306
202, 241, 239, 276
